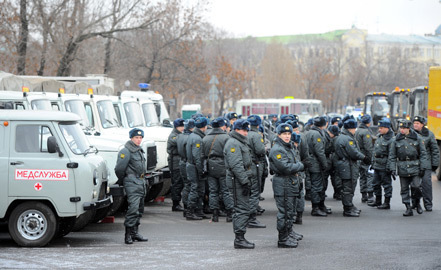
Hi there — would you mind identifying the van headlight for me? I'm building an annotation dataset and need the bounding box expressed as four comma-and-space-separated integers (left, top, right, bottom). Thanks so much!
93, 170, 98, 185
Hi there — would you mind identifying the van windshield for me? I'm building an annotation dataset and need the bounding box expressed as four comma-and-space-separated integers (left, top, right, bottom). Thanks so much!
97, 100, 120, 128
142, 103, 160, 126
31, 99, 53, 110
124, 102, 144, 127
59, 122, 91, 154
65, 100, 91, 128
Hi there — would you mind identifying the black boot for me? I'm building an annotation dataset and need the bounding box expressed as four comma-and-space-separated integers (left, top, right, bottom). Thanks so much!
351, 206, 361, 214
377, 197, 391, 209
226, 210, 233, 223
415, 199, 423, 214
131, 226, 148, 242
311, 204, 327, 217
361, 192, 368, 203
403, 203, 413, 216
248, 213, 266, 228
278, 230, 298, 248
212, 209, 219, 222
368, 196, 382, 207
289, 227, 303, 241
186, 208, 203, 220
343, 206, 360, 217
294, 211, 303, 225
195, 209, 210, 219
172, 201, 184, 212
319, 201, 332, 214
256, 205, 265, 215
218, 209, 227, 217
234, 233, 255, 249
367, 192, 375, 204
125, 227, 133, 244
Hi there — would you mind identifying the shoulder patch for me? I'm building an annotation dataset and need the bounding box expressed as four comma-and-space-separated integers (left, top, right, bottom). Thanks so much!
261, 138, 264, 143
317, 138, 321, 142
231, 148, 235, 153
349, 141, 354, 145
120, 153, 125, 159
366, 134, 370, 138
276, 154, 282, 160
172, 136, 176, 140
196, 143, 200, 148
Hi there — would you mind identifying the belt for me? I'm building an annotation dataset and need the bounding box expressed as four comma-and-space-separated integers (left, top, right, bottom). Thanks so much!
128, 173, 145, 179
398, 157, 417, 161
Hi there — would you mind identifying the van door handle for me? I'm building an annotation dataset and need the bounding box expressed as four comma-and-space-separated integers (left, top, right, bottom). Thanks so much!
10, 161, 24, 165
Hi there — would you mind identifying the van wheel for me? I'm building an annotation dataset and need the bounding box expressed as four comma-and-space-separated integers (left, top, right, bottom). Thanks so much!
438, 142, 441, 181
145, 182, 163, 202
107, 195, 125, 216
8, 202, 57, 247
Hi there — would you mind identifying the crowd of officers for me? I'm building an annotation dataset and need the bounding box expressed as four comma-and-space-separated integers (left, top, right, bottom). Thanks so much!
115, 110, 440, 248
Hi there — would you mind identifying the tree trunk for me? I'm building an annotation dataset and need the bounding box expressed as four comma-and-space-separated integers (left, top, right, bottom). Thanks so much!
17, 0, 28, 75
57, 38, 79, 76
104, 37, 112, 74
37, 30, 48, 76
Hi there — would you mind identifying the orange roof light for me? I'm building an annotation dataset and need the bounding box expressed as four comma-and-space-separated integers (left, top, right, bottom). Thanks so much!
407, 89, 410, 92
3, 121, 9, 127
22, 86, 29, 92
87, 88, 93, 95
59, 88, 65, 94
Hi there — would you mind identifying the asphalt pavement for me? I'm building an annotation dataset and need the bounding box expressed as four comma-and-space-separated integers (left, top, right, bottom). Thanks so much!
1, 173, 441, 269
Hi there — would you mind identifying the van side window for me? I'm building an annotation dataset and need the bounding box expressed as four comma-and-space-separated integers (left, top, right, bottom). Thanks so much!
84, 104, 94, 127
15, 125, 53, 153
113, 104, 122, 125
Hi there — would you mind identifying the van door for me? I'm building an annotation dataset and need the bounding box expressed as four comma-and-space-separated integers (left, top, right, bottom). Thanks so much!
0, 121, 9, 218
8, 121, 77, 215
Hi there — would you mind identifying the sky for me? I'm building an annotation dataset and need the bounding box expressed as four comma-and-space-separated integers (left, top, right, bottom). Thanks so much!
202, 0, 441, 37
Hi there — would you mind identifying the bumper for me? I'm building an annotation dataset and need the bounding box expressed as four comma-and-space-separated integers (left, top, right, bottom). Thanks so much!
145, 170, 163, 186
83, 195, 113, 211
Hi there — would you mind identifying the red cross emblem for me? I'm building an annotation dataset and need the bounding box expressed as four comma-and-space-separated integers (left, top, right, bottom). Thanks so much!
34, 182, 43, 191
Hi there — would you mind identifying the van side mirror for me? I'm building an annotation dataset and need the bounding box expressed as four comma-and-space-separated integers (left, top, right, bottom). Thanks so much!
387, 94, 392, 105
409, 93, 415, 105
47, 136, 64, 157
162, 119, 172, 127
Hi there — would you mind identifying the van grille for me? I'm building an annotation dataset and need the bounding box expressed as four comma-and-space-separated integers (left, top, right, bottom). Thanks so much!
147, 146, 157, 171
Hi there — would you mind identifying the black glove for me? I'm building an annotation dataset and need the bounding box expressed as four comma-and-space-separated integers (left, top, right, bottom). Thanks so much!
419, 170, 425, 177
362, 156, 371, 165
386, 169, 392, 176
299, 181, 304, 191
242, 183, 250, 196
432, 166, 438, 172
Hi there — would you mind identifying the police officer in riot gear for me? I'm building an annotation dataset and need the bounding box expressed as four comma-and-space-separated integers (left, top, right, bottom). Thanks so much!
370, 118, 394, 209
412, 116, 440, 211
115, 128, 148, 244
246, 115, 266, 228
186, 117, 209, 220
389, 119, 430, 216
167, 118, 185, 212
177, 119, 195, 216
269, 123, 304, 248
224, 119, 254, 249
355, 114, 375, 204
335, 119, 369, 217
328, 125, 342, 200
202, 117, 234, 222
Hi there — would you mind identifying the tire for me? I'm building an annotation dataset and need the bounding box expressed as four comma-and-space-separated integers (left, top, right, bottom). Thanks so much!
158, 178, 171, 197
55, 217, 76, 238
107, 195, 125, 216
438, 141, 441, 181
8, 202, 57, 247
145, 182, 163, 202
72, 210, 95, 232
90, 206, 111, 223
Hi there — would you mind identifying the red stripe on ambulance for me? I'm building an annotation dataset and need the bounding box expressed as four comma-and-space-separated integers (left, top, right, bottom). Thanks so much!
15, 169, 69, 181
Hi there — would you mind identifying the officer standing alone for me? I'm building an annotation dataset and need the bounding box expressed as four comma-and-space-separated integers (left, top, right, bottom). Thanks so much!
224, 119, 254, 249
269, 123, 304, 248
389, 119, 430, 216
115, 128, 149, 244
